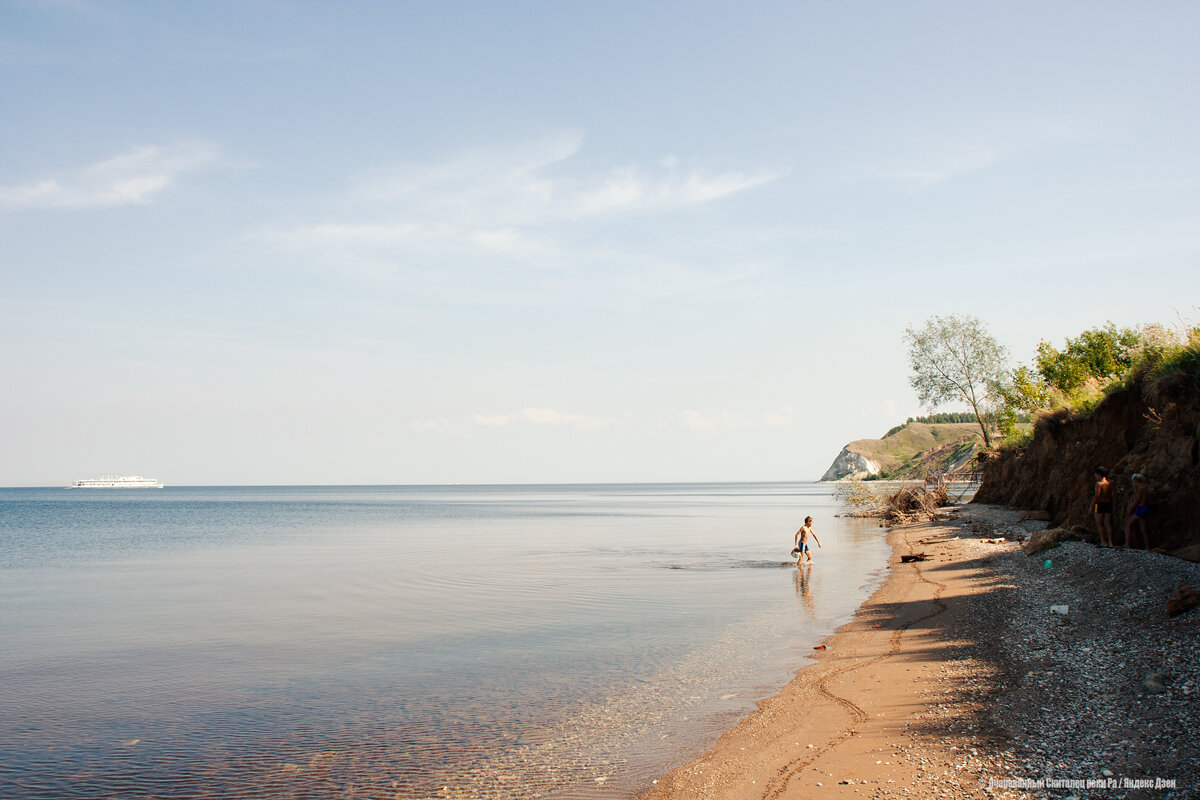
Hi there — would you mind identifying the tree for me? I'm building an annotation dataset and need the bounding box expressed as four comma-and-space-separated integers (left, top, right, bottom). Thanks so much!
1034, 322, 1142, 395
993, 364, 1050, 438
1006, 364, 1051, 410
903, 314, 1009, 448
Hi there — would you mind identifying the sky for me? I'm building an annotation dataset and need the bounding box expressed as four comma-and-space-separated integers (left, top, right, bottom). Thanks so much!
1, 1, 1198, 486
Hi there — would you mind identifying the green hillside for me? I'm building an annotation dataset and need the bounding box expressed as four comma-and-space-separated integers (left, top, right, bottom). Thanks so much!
825, 422, 983, 480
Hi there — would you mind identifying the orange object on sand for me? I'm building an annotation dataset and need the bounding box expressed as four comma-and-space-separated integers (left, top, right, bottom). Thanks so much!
812, 644, 827, 650
872, 624, 883, 629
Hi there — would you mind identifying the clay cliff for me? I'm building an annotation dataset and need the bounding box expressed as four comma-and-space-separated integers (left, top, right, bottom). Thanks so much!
974, 367, 1200, 557
821, 448, 881, 481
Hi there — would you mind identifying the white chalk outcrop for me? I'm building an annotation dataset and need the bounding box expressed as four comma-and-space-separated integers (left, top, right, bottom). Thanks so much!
820, 447, 881, 481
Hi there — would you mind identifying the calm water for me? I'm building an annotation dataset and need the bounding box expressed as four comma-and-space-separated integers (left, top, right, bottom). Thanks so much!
0, 483, 889, 799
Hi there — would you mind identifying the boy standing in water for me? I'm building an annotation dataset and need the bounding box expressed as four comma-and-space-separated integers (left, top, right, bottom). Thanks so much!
794, 516, 822, 564
1092, 467, 1115, 547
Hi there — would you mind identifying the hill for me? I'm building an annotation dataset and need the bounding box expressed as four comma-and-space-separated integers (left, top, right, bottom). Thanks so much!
820, 422, 983, 481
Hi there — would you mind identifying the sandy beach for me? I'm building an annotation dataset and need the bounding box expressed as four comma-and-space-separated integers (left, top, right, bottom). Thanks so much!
641, 504, 1200, 799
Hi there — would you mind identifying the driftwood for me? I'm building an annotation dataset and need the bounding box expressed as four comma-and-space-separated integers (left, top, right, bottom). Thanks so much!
900, 553, 928, 563
882, 486, 950, 524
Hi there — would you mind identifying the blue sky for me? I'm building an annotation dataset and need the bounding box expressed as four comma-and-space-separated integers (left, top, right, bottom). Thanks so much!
2, 1, 1198, 486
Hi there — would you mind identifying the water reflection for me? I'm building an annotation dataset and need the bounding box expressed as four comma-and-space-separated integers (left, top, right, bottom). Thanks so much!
793, 562, 817, 619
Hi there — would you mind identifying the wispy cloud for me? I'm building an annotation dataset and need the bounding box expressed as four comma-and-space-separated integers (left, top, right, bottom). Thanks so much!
355, 130, 583, 211
847, 116, 1102, 191
850, 144, 1001, 190
572, 164, 782, 216
680, 408, 794, 430
291, 222, 436, 245
886, 146, 1000, 188
260, 132, 785, 256
467, 227, 552, 257
0, 142, 222, 210
410, 407, 616, 432
472, 408, 614, 429
524, 408, 613, 427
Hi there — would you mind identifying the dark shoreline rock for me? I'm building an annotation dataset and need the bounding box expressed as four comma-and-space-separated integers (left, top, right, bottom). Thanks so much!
1023, 527, 1086, 555
1167, 586, 1200, 617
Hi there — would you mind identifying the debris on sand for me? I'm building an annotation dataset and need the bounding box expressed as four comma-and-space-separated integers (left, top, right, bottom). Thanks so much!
881, 486, 949, 525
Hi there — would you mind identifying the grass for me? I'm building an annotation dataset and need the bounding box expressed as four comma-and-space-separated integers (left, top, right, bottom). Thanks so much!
847, 422, 982, 475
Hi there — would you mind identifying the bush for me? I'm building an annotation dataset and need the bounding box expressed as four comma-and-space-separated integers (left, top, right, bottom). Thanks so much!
833, 481, 886, 512
1035, 322, 1143, 395
998, 318, 1199, 427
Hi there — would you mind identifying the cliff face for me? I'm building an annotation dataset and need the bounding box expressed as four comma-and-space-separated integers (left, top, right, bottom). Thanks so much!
821, 449, 880, 481
974, 369, 1200, 555
821, 422, 982, 481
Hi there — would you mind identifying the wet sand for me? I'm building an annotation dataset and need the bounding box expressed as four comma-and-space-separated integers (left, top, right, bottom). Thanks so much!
640, 505, 1200, 799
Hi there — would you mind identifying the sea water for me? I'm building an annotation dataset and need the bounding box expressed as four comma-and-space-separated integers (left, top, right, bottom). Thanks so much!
0, 483, 889, 799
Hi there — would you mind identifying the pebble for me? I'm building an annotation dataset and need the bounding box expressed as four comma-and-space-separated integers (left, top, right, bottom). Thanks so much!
935, 504, 1200, 794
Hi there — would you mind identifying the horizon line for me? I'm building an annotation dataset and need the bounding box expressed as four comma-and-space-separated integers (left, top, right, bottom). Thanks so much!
2, 478, 832, 490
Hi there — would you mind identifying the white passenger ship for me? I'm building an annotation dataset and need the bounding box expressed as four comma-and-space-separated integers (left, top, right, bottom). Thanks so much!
70, 475, 164, 489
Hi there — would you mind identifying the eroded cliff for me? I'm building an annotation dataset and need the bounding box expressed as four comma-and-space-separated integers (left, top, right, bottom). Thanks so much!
974, 367, 1200, 556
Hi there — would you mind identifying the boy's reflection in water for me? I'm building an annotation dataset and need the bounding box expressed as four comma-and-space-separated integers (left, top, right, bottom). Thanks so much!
793, 562, 816, 618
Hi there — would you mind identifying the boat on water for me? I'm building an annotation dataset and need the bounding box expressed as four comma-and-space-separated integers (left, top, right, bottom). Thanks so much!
69, 475, 164, 489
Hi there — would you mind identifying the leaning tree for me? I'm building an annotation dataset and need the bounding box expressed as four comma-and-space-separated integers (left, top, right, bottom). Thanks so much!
903, 314, 1009, 448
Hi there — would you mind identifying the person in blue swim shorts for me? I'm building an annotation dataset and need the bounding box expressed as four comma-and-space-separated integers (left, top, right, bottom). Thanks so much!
793, 516, 823, 564
1124, 473, 1151, 549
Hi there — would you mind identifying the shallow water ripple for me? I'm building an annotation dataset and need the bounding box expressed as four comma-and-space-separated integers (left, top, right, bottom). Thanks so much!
0, 483, 887, 798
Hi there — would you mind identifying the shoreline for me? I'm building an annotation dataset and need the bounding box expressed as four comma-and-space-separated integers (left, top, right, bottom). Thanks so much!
639, 504, 1200, 799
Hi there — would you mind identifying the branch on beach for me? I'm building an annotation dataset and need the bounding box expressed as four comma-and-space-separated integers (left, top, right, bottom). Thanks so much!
881, 485, 951, 524
834, 482, 952, 525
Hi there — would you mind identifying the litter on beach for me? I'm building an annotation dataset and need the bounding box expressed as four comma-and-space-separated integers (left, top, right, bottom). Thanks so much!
813, 644, 828, 650
1050, 605, 1069, 615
